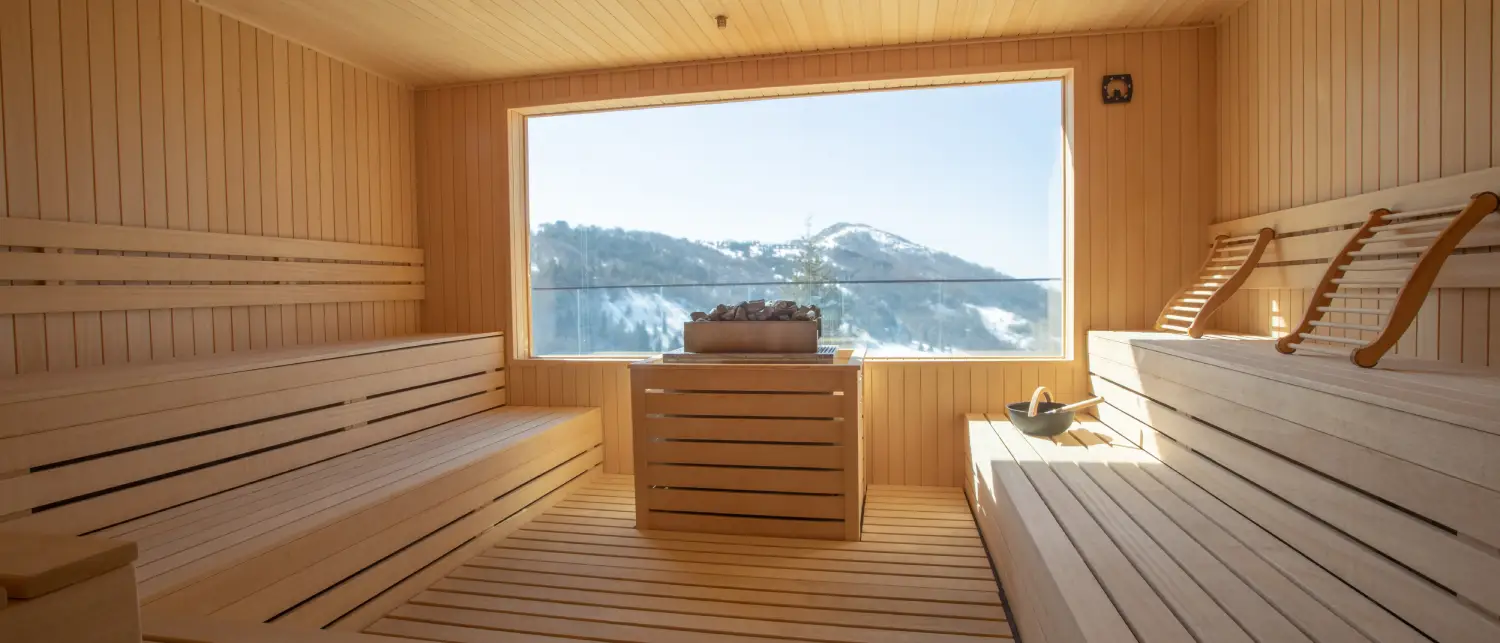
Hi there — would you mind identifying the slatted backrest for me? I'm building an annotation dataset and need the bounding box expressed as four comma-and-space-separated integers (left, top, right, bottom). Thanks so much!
0, 218, 424, 316
1209, 166, 1500, 290
0, 333, 504, 537
1088, 332, 1500, 641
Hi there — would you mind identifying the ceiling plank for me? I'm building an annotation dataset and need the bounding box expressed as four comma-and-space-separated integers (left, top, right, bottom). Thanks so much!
197, 0, 1243, 86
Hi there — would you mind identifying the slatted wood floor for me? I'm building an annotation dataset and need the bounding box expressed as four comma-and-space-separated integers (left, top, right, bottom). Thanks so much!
364, 474, 1011, 642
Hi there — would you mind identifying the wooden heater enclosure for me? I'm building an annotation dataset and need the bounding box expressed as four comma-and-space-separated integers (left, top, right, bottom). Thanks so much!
630, 358, 864, 541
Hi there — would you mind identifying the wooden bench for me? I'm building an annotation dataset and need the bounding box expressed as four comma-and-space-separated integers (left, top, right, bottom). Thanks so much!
0, 532, 142, 642
0, 333, 603, 634
965, 330, 1500, 643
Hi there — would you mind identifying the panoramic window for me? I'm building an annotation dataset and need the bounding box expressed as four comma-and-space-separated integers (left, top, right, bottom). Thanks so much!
526, 80, 1066, 357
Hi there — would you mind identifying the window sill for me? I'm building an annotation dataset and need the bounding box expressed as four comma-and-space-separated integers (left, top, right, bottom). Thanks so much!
520, 354, 1076, 364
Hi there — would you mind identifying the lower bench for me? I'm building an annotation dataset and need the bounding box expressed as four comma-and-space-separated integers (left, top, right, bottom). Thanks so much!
0, 334, 604, 634
968, 415, 1430, 643
969, 401, 1500, 642
121, 405, 602, 628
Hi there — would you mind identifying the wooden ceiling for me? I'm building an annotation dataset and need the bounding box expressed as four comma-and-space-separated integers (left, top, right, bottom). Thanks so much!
198, 0, 1245, 86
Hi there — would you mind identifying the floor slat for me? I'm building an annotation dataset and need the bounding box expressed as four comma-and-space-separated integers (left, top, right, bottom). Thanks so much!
364, 480, 1011, 640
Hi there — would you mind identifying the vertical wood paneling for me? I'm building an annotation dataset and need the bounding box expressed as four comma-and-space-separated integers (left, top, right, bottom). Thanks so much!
418, 27, 1219, 484
1215, 0, 1500, 368
0, 0, 419, 374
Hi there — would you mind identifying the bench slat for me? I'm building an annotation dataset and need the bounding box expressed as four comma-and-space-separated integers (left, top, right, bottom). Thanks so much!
133, 409, 568, 594
982, 414, 1189, 643
325, 459, 602, 631
1053, 434, 1310, 643
1106, 464, 1370, 643
645, 488, 846, 520
2, 331, 614, 634
210, 424, 603, 623
1088, 351, 1500, 548
1002, 419, 1239, 643
1095, 373, 1500, 617
1095, 400, 1496, 643
7, 391, 505, 536
0, 370, 504, 514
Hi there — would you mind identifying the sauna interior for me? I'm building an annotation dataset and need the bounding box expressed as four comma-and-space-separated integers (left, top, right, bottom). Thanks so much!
3, 1, 1500, 642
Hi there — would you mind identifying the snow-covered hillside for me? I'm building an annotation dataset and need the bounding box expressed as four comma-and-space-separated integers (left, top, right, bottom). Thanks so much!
530, 222, 1060, 356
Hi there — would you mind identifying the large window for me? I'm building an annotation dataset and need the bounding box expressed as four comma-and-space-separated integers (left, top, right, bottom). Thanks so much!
526, 80, 1066, 357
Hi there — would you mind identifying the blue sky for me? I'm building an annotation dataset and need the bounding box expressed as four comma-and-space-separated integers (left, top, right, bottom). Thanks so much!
526, 80, 1064, 279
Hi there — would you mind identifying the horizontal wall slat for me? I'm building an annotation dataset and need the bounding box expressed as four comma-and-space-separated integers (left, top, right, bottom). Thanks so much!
0, 252, 424, 283
0, 218, 423, 264
643, 464, 845, 494
643, 512, 847, 541
0, 284, 424, 314
644, 392, 844, 418
640, 417, 844, 444
635, 367, 851, 393
0, 334, 500, 407
646, 488, 845, 520
644, 442, 843, 469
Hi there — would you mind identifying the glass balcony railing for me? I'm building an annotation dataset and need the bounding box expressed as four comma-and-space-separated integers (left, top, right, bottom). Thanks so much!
530, 278, 1064, 358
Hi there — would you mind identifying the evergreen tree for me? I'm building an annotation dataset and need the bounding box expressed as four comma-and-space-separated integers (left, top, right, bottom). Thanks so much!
791, 218, 841, 335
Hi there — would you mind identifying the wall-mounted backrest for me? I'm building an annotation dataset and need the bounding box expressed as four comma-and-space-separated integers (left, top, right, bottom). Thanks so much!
1207, 166, 1500, 291
0, 333, 502, 537
0, 218, 424, 316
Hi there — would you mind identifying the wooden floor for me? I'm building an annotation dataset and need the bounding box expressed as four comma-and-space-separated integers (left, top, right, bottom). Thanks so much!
363, 475, 1011, 642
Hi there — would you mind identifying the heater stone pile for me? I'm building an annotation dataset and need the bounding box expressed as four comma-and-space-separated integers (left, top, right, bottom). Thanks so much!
691, 300, 820, 323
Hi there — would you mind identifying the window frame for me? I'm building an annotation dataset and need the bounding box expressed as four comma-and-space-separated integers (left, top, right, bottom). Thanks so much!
508, 68, 1077, 364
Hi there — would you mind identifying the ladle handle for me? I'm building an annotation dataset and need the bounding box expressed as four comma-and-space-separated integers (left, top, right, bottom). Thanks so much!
1049, 396, 1105, 415
1027, 387, 1052, 417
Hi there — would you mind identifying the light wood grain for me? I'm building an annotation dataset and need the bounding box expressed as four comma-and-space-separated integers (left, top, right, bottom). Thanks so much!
631, 359, 863, 540
194, 1, 1244, 85
361, 478, 1008, 641
1215, 3, 1500, 367
0, 335, 512, 537
1087, 329, 1500, 642
0, 0, 419, 376
0, 330, 605, 632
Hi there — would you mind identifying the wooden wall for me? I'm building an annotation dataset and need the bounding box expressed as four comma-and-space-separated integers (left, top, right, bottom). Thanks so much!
1209, 0, 1500, 366
0, 0, 419, 376
418, 27, 1220, 485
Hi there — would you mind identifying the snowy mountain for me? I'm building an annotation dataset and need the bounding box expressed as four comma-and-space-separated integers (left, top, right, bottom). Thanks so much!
531, 222, 1060, 356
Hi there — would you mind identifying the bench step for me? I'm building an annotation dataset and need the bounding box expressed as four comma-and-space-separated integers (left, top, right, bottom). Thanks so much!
125, 406, 602, 627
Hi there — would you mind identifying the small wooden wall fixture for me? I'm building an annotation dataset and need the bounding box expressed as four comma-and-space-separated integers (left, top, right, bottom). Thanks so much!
630, 357, 863, 541
1155, 228, 1274, 337
1277, 192, 1500, 367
